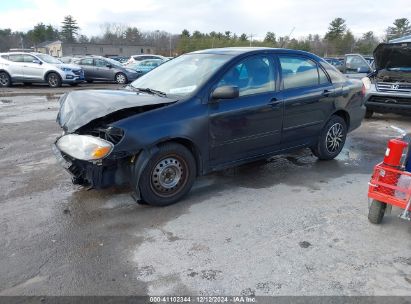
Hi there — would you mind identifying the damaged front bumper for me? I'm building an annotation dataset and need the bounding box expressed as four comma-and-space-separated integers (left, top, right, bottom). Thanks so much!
52, 143, 125, 188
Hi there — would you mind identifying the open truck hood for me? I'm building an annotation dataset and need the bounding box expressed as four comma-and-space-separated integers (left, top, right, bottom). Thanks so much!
373, 42, 411, 70
57, 89, 177, 133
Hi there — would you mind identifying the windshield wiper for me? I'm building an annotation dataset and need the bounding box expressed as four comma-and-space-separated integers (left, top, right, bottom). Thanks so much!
132, 87, 167, 97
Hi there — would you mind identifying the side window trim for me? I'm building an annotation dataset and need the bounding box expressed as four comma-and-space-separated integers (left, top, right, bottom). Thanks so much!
318, 64, 331, 84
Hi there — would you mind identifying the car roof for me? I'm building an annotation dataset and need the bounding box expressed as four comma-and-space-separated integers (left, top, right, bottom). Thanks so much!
190, 47, 321, 59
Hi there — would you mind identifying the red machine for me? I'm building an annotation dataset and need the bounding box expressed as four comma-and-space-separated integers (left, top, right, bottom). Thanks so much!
368, 128, 411, 224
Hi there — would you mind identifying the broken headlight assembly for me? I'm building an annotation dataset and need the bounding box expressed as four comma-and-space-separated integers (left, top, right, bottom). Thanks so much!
56, 134, 114, 161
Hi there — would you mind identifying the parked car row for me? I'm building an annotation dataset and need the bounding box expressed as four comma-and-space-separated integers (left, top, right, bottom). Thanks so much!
0, 52, 168, 87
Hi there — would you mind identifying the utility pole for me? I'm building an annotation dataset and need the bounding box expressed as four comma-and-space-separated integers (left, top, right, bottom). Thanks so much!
249, 33, 255, 46
169, 33, 172, 57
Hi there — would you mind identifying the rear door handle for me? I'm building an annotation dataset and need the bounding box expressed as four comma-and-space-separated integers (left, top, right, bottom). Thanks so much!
268, 98, 281, 106
322, 89, 332, 97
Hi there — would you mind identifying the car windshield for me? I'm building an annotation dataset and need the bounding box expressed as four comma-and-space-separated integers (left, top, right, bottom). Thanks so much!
130, 53, 234, 98
36, 54, 62, 64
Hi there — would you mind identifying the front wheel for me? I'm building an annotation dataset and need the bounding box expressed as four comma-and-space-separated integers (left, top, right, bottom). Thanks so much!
47, 72, 62, 88
311, 115, 347, 160
138, 143, 196, 206
115, 73, 127, 84
368, 200, 386, 224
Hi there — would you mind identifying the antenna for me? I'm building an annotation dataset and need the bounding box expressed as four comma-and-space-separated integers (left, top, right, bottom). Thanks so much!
280, 27, 295, 48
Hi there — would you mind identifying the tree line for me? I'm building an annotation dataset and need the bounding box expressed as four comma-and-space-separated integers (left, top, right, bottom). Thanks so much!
0, 16, 410, 57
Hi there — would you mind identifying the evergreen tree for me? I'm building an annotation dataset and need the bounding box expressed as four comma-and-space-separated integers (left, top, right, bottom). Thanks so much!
386, 18, 411, 40
61, 15, 79, 42
325, 18, 347, 41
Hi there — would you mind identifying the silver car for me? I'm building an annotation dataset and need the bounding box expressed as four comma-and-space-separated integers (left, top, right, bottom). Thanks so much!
0, 52, 84, 88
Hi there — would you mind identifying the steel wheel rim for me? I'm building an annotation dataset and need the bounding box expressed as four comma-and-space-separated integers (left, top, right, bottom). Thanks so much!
150, 155, 187, 197
116, 74, 126, 84
326, 123, 344, 153
0, 73, 8, 85
49, 74, 58, 86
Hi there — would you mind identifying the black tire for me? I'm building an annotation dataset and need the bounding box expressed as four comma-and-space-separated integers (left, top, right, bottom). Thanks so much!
69, 83, 79, 87
365, 109, 374, 119
138, 143, 196, 206
311, 115, 347, 160
368, 200, 386, 224
86, 79, 93, 83
47, 72, 62, 88
115, 73, 127, 84
0, 71, 11, 87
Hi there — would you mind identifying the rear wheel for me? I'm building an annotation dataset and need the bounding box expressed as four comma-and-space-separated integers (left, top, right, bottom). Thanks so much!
365, 109, 374, 119
0, 71, 11, 87
368, 200, 386, 224
311, 115, 347, 160
115, 73, 127, 84
138, 143, 196, 206
47, 72, 62, 88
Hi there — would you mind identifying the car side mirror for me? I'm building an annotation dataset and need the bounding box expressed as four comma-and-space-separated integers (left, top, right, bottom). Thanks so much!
106, 64, 112, 68
211, 85, 239, 101
357, 66, 370, 73
33, 59, 42, 65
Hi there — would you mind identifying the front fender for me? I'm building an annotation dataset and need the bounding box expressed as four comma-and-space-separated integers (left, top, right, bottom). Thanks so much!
129, 145, 159, 202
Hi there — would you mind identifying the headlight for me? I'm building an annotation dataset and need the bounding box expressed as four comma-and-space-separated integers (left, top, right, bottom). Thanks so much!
61, 67, 72, 72
56, 134, 113, 161
361, 77, 372, 90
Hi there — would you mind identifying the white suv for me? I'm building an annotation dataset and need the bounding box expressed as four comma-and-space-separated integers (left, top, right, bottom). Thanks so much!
0, 52, 85, 88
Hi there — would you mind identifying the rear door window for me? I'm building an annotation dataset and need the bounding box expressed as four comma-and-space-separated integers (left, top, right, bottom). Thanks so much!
8, 54, 24, 62
95, 59, 107, 67
279, 56, 319, 89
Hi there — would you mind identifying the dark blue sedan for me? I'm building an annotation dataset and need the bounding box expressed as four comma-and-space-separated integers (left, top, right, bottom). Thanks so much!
54, 47, 366, 206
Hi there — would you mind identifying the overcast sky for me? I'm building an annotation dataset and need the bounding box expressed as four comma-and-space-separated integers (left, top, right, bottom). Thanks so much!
0, 0, 410, 39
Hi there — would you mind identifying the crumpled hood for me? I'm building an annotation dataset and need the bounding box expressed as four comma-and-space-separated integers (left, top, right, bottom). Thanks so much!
373, 42, 411, 70
57, 89, 177, 133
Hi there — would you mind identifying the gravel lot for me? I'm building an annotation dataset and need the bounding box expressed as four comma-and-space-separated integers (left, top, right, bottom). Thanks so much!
0, 89, 410, 296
